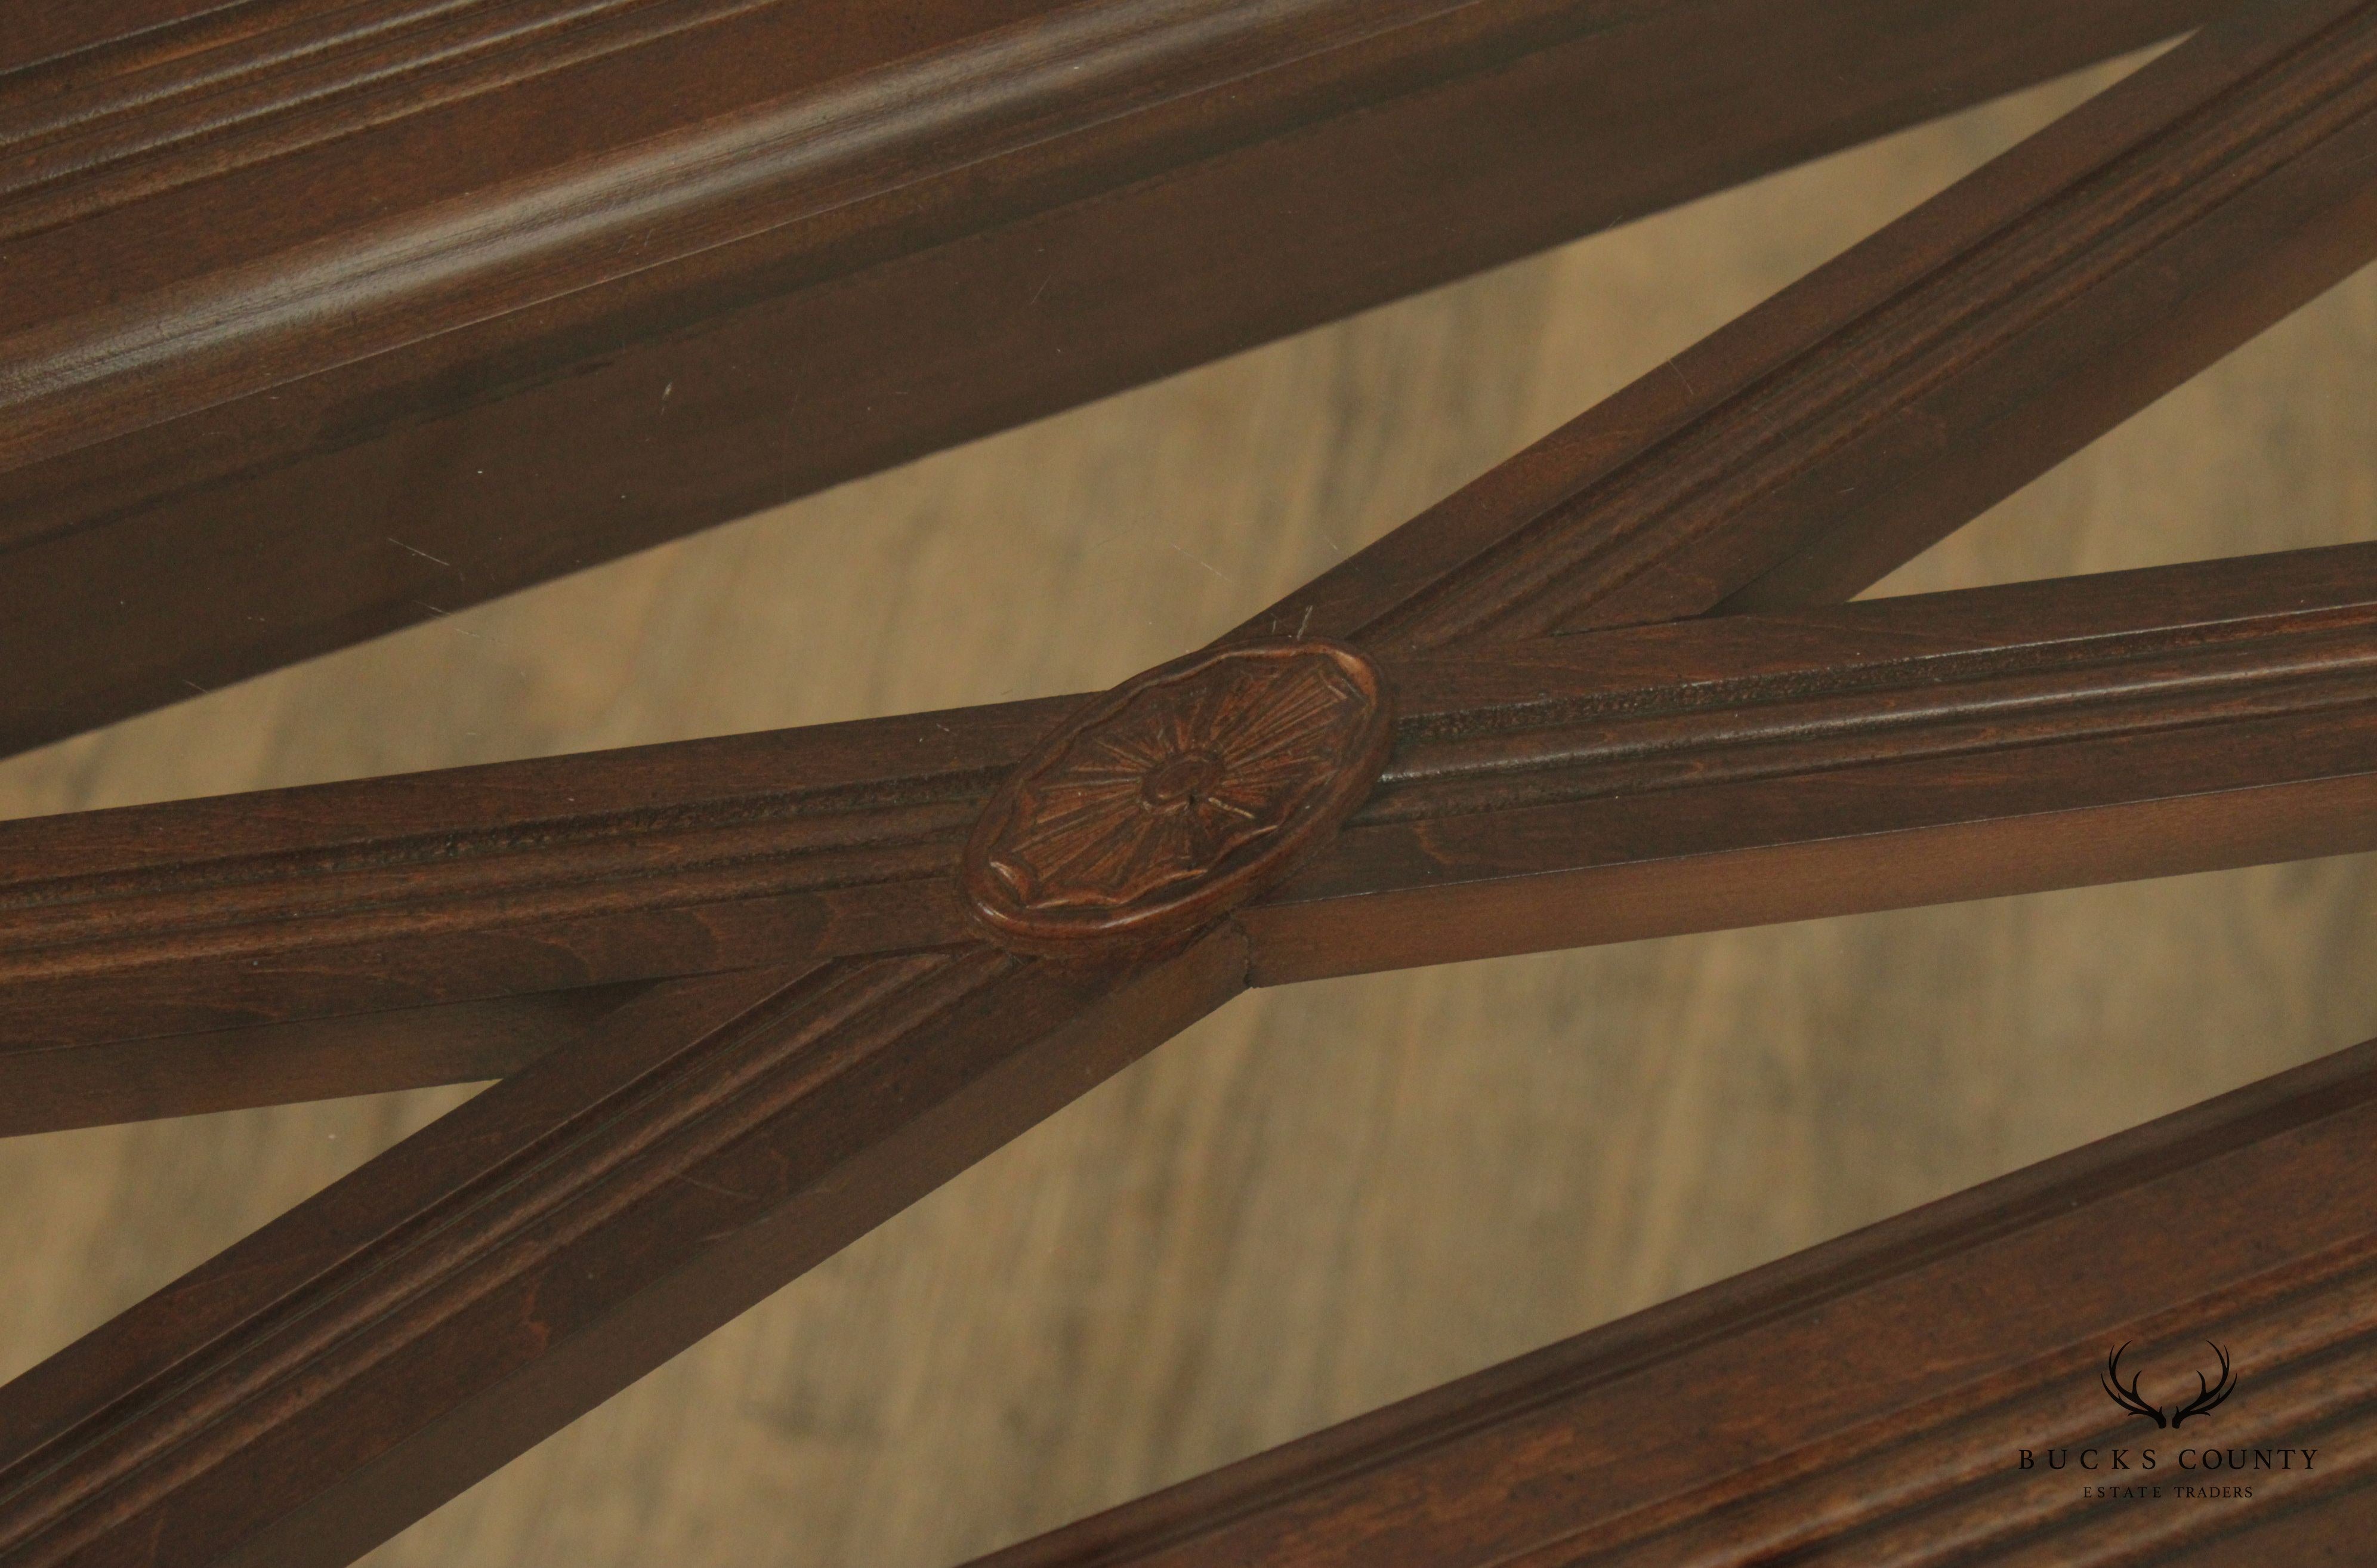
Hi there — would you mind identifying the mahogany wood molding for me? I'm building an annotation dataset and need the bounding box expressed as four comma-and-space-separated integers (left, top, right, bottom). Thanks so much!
7, 2, 2377, 1563
1247, 0, 2377, 648
1254, 542, 2377, 980
0, 0, 2221, 757
0, 691, 1074, 1058
965, 1028, 2377, 1567
8, 542, 2376, 1132
0, 944, 1245, 1568
0, 984, 650, 1140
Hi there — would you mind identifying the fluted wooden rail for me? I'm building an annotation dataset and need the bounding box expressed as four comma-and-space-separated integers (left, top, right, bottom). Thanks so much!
0, 0, 2220, 757
966, 1031, 2377, 1567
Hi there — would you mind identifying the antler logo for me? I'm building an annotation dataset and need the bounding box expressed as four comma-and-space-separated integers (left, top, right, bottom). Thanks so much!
2101, 1341, 2236, 1428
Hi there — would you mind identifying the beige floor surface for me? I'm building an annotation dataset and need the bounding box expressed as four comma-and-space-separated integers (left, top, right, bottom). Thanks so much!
4, 51, 2375, 1568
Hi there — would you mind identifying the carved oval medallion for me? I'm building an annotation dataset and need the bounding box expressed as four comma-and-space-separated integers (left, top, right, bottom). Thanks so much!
961, 639, 1393, 956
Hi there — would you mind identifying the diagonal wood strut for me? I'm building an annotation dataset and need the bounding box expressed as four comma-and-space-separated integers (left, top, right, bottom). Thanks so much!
1242, 0, 2377, 646
0, 947, 1244, 1568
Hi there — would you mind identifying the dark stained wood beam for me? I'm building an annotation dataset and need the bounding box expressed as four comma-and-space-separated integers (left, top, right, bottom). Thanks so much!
961, 1027, 2377, 1567
8, 542, 2376, 1131
0, 944, 1245, 1568
0, 986, 649, 1138
1248, 543, 2377, 980
0, 692, 1075, 1052
1247, 0, 2377, 649
0, 0, 2224, 757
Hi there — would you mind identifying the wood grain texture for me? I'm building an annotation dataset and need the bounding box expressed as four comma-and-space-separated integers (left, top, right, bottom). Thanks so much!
1247, 0, 2377, 648
0, 0, 2221, 755
1251, 544, 2377, 980
11, 540, 2373, 1132
11, 513, 2377, 1549
0, 941, 1245, 1568
47, 39, 2369, 1534
13, 4, 2377, 1517
0, 694, 1072, 1053
3, 56, 2375, 1568
964, 1031, 2377, 1566
0, 986, 646, 1138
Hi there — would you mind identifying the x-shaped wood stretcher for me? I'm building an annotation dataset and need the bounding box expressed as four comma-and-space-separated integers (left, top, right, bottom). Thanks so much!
7, 1, 2377, 1561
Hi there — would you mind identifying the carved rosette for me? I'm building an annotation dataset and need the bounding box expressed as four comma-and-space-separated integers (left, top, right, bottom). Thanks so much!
961, 639, 1393, 956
